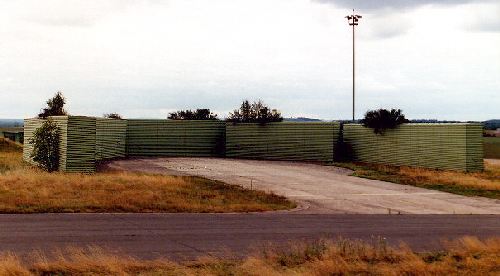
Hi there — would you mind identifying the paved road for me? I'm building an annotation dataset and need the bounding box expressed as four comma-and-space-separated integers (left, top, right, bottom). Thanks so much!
107, 158, 500, 214
0, 214, 498, 260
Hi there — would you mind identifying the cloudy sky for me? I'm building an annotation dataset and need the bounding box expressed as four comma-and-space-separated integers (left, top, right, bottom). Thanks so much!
0, 0, 498, 120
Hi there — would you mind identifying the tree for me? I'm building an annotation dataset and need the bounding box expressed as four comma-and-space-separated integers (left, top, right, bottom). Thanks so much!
361, 108, 409, 134
168, 109, 218, 120
28, 119, 60, 172
104, 113, 123, 119
38, 91, 67, 118
228, 99, 283, 124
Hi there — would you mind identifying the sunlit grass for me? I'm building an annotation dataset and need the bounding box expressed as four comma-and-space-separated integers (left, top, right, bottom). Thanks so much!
0, 138, 294, 213
1, 237, 498, 275
334, 161, 500, 199
0, 138, 24, 173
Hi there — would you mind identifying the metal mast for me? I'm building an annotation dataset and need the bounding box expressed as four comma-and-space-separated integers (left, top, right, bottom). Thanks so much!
345, 10, 362, 121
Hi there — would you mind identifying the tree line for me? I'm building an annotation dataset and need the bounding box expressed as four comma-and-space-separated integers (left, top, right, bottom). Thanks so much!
37, 91, 409, 132
37, 92, 284, 124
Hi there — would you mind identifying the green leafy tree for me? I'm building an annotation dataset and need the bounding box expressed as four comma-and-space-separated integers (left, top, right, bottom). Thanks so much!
28, 119, 60, 172
361, 108, 409, 134
228, 99, 283, 124
168, 109, 218, 120
104, 113, 123, 119
38, 91, 67, 118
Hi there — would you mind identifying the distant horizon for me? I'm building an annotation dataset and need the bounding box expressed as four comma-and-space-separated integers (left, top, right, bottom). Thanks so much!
2, 117, 499, 122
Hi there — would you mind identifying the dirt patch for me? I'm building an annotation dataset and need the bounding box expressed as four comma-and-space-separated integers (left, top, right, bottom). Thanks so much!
485, 159, 500, 166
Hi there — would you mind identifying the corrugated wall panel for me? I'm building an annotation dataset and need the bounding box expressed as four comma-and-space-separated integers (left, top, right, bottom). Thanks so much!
466, 124, 484, 172
65, 116, 96, 173
23, 118, 483, 173
126, 120, 226, 156
343, 123, 483, 172
96, 118, 127, 160
23, 117, 68, 171
226, 122, 339, 162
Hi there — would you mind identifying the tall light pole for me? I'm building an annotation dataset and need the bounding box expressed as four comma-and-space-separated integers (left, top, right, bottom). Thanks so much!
346, 10, 362, 121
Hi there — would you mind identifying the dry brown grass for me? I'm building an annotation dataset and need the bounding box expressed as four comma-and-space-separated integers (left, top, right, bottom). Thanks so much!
396, 161, 500, 190
335, 161, 500, 199
1, 236, 498, 275
484, 137, 500, 158
0, 138, 294, 213
0, 138, 24, 173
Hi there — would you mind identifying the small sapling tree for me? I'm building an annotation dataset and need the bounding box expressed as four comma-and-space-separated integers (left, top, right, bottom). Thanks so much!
29, 119, 60, 172
104, 113, 123, 119
38, 91, 68, 118
361, 108, 409, 134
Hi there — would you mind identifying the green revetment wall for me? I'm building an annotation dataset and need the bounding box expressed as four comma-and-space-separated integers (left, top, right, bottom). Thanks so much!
96, 118, 127, 161
24, 117, 69, 171
225, 122, 340, 162
126, 120, 226, 157
24, 116, 128, 172
343, 124, 484, 172
23, 118, 483, 173
64, 116, 96, 173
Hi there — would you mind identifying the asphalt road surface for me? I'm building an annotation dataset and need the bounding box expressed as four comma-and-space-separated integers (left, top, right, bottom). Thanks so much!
1, 213, 498, 260
107, 158, 500, 214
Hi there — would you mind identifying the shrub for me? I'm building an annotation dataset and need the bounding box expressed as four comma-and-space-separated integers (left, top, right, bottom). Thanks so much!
38, 91, 67, 118
168, 109, 218, 120
361, 109, 409, 134
103, 113, 123, 119
28, 120, 60, 172
228, 100, 283, 124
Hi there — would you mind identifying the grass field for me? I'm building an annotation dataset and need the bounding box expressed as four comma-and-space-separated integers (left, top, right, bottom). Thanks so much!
335, 160, 500, 199
0, 127, 23, 133
1, 237, 498, 275
0, 138, 294, 213
484, 137, 500, 159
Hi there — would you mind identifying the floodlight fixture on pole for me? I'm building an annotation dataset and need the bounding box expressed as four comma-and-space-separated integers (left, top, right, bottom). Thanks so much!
345, 10, 361, 121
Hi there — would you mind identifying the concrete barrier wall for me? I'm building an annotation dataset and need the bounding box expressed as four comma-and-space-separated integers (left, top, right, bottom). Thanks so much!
126, 120, 226, 157
343, 123, 484, 172
226, 122, 340, 162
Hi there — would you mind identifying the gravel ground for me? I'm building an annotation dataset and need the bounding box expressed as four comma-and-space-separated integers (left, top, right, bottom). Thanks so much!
105, 157, 500, 214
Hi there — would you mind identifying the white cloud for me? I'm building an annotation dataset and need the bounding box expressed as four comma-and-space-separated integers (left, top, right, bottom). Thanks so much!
0, 0, 498, 121
462, 2, 500, 33
314, 0, 493, 11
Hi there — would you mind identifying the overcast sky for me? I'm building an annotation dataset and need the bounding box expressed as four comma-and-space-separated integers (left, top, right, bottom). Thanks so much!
0, 0, 498, 120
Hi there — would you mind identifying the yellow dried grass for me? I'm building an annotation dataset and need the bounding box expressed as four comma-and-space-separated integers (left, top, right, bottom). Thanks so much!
0, 138, 294, 213
0, 237, 497, 275
336, 160, 500, 199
